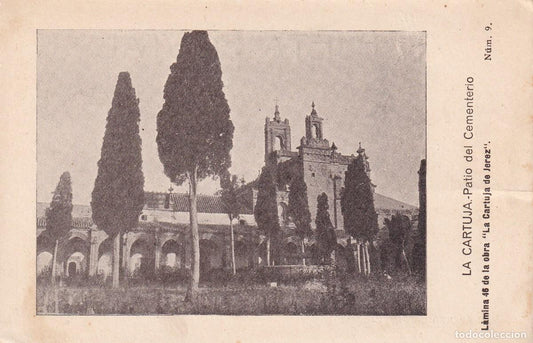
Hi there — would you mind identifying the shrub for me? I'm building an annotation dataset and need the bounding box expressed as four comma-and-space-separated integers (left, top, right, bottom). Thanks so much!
156, 266, 190, 285
37, 266, 52, 285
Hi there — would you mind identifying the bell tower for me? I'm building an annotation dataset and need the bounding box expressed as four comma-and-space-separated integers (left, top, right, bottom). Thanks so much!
305, 102, 324, 140
264, 104, 291, 163
301, 102, 329, 148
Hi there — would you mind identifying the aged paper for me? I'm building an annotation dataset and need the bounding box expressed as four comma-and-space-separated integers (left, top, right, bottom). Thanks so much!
0, 1, 532, 342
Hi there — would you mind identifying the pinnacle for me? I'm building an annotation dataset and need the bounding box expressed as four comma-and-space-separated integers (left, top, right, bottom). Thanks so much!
357, 142, 365, 154
274, 104, 281, 121
311, 101, 317, 116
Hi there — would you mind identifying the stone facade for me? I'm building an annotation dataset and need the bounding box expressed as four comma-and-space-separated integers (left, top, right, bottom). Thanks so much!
260, 103, 417, 249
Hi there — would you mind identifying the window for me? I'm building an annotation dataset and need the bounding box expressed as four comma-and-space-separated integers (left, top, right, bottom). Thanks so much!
140, 214, 148, 221
274, 136, 284, 151
313, 123, 320, 139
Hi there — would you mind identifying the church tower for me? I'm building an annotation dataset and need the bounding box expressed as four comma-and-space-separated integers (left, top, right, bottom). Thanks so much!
264, 104, 292, 163
306, 102, 323, 140
301, 102, 329, 148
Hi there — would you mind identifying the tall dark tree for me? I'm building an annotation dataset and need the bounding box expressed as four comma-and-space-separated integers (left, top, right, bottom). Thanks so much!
156, 31, 234, 299
288, 171, 312, 265
220, 172, 244, 275
254, 165, 280, 266
45, 171, 73, 285
385, 214, 412, 274
315, 193, 337, 265
91, 72, 145, 288
412, 159, 426, 276
341, 154, 378, 275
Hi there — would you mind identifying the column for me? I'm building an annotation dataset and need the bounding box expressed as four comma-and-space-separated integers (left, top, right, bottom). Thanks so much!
179, 241, 186, 269
88, 229, 99, 277
122, 232, 130, 276
154, 234, 162, 272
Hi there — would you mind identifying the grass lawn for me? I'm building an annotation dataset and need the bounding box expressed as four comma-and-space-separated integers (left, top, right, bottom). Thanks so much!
37, 274, 426, 315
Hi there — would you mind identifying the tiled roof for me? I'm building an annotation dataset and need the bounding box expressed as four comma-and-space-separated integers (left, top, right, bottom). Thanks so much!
144, 192, 254, 215
37, 190, 415, 226
170, 193, 225, 214
37, 203, 94, 228
37, 216, 93, 228
38, 192, 241, 219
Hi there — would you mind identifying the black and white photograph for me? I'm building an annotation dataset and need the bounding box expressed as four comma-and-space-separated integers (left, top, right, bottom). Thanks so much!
36, 30, 426, 315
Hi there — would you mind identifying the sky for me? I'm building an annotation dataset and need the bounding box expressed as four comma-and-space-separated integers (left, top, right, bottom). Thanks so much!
37, 30, 425, 206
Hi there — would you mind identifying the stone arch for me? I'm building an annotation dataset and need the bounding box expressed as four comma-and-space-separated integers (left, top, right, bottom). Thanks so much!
66, 230, 89, 243
129, 237, 155, 277
161, 239, 184, 269
285, 241, 299, 265
200, 232, 216, 241
37, 251, 53, 276
159, 233, 184, 251
37, 233, 54, 255
257, 241, 268, 266
234, 239, 253, 270
335, 243, 348, 271
308, 243, 320, 265
97, 237, 113, 278
66, 252, 84, 277
199, 238, 223, 276
36, 228, 46, 239
62, 237, 90, 277
282, 236, 300, 265
284, 235, 300, 246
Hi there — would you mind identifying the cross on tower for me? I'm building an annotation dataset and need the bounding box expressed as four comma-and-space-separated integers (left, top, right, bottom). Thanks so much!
274, 98, 280, 121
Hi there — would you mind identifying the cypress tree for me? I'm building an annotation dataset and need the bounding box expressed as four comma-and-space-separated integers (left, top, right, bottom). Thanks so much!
412, 159, 426, 276
315, 193, 337, 264
91, 72, 145, 288
156, 31, 234, 299
341, 154, 378, 274
288, 171, 312, 265
45, 171, 73, 285
254, 165, 280, 266
385, 214, 412, 274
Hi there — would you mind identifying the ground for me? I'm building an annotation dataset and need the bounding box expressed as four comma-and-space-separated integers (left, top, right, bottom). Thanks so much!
37, 274, 426, 315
